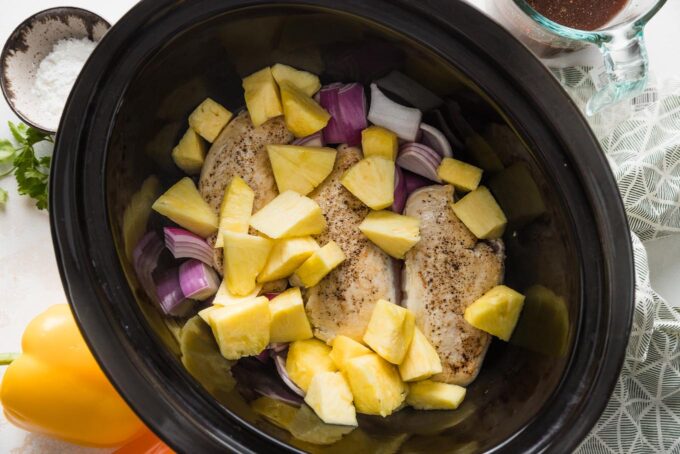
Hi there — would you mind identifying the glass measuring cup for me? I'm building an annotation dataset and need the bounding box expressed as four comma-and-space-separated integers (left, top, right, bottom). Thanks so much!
489, 0, 667, 115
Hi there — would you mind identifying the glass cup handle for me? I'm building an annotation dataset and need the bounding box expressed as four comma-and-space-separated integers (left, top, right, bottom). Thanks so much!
587, 27, 649, 115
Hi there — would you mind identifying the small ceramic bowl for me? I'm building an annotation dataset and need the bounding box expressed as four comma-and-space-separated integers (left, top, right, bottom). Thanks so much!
0, 7, 110, 133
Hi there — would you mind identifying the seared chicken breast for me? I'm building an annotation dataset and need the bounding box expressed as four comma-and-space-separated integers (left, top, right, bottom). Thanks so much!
305, 145, 398, 342
402, 185, 504, 385
199, 111, 293, 273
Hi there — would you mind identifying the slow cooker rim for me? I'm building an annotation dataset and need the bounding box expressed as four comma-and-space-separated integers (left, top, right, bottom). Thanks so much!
50, 0, 634, 452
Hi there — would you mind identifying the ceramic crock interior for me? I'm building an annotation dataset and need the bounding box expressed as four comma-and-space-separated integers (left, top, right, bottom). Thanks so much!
105, 5, 578, 453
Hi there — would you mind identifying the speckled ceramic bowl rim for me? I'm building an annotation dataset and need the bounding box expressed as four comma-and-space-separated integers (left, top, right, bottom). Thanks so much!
0, 6, 111, 133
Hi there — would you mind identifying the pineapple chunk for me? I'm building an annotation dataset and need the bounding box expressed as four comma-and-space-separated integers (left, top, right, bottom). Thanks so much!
215, 176, 254, 248
340, 156, 395, 210
305, 372, 357, 426
172, 128, 206, 175
152, 177, 218, 238
437, 158, 483, 192
250, 191, 326, 239
188, 98, 233, 143
286, 339, 337, 392
464, 285, 525, 341
122, 175, 160, 260
344, 353, 407, 416
243, 67, 283, 127
362, 126, 398, 161
406, 380, 466, 410
213, 280, 262, 305
465, 134, 504, 172
271, 63, 321, 97
487, 162, 547, 229
329, 335, 371, 370
269, 287, 313, 343
145, 123, 180, 172
179, 316, 236, 398
222, 232, 273, 296
359, 210, 421, 259
510, 285, 569, 357
258, 237, 320, 283
291, 241, 345, 288
252, 396, 298, 430
198, 305, 218, 324
363, 299, 415, 365
399, 328, 442, 382
288, 404, 354, 445
451, 186, 507, 240
280, 82, 331, 138
207, 296, 271, 360
267, 144, 337, 195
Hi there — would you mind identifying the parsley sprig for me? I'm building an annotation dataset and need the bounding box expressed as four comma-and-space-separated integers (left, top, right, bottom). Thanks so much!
0, 122, 53, 210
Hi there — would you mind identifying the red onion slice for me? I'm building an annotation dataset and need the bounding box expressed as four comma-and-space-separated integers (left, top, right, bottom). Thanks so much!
272, 350, 305, 397
397, 143, 442, 183
133, 231, 165, 304
393, 165, 407, 213
231, 358, 303, 407
428, 109, 465, 151
375, 70, 443, 112
255, 349, 271, 364
403, 170, 432, 194
320, 83, 367, 146
178, 259, 220, 301
269, 342, 288, 353
164, 227, 213, 265
445, 100, 475, 139
154, 267, 192, 316
292, 132, 324, 147
367, 83, 422, 141
420, 123, 453, 158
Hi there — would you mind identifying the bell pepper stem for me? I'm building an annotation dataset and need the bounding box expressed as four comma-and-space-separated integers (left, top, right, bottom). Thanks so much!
0, 353, 20, 365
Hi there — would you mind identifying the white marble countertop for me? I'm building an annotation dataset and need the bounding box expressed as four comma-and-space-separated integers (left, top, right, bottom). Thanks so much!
1, 0, 679, 452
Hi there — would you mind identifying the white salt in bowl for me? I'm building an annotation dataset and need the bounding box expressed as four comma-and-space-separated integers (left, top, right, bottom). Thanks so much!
0, 7, 110, 133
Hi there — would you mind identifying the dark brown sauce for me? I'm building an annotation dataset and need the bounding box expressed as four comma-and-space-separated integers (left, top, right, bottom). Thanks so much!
526, 0, 628, 30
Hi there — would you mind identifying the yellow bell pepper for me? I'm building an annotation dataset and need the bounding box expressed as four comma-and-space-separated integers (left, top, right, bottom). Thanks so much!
0, 304, 145, 447
115, 427, 174, 454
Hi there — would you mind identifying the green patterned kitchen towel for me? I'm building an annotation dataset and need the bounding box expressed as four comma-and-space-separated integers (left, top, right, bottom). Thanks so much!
551, 67, 680, 453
